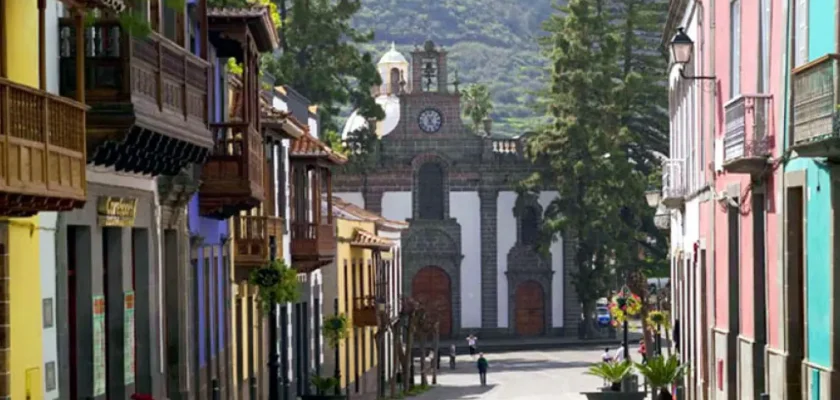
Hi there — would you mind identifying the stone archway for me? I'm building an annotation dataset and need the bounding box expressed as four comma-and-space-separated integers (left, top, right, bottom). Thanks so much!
514, 281, 545, 336
411, 266, 452, 337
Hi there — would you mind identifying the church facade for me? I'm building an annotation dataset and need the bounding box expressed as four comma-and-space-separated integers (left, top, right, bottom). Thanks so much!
335, 40, 581, 338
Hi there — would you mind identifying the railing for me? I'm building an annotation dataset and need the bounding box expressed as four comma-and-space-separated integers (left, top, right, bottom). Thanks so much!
492, 139, 518, 154
353, 296, 379, 327
724, 95, 773, 162
290, 222, 336, 259
233, 215, 284, 266
58, 19, 209, 124
206, 122, 264, 190
661, 159, 686, 201
0, 77, 86, 203
792, 54, 839, 145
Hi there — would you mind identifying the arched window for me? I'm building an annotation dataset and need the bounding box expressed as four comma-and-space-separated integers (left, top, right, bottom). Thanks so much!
520, 206, 539, 245
390, 68, 401, 94
418, 163, 444, 219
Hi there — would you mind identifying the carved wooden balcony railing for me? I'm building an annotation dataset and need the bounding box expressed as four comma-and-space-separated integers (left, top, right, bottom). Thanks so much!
0, 78, 87, 216
199, 122, 265, 219
290, 222, 336, 272
58, 19, 213, 176
234, 215, 284, 268
792, 54, 840, 159
723, 94, 773, 176
353, 296, 378, 327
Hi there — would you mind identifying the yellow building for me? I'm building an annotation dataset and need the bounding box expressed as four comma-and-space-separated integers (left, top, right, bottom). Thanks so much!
326, 197, 406, 397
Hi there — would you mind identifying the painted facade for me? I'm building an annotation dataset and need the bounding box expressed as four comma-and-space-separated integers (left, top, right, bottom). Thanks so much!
664, 0, 785, 397
335, 40, 580, 339
784, 0, 840, 395
323, 199, 407, 397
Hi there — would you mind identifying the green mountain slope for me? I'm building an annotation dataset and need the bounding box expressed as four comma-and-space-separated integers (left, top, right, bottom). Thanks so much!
353, 0, 557, 135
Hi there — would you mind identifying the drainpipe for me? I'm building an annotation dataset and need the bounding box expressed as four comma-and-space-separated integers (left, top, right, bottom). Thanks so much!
704, 0, 718, 395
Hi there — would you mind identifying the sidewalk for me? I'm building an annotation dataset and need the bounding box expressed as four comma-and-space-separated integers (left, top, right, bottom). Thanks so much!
422, 333, 642, 355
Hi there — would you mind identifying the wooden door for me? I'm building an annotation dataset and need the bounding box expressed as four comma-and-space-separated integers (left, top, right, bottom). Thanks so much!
411, 266, 452, 337
515, 281, 545, 336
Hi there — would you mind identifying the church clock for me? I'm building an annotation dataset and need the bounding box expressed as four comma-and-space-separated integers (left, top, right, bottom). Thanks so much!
418, 108, 443, 133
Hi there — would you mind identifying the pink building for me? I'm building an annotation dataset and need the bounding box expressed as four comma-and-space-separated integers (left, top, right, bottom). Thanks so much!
663, 0, 783, 397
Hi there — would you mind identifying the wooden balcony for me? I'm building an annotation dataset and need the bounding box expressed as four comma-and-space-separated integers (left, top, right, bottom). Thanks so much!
792, 54, 840, 159
290, 222, 336, 273
58, 20, 213, 176
353, 296, 378, 327
0, 78, 87, 216
722, 95, 773, 176
199, 122, 265, 219
233, 215, 284, 268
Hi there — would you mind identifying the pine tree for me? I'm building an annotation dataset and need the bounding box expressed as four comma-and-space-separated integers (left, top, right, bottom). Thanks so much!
527, 0, 648, 336
261, 0, 384, 131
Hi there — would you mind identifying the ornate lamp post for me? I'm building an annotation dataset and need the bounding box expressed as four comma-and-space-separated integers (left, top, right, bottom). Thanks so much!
610, 285, 642, 361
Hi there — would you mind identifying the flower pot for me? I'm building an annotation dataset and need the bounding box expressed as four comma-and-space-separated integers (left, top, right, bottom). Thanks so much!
580, 392, 647, 400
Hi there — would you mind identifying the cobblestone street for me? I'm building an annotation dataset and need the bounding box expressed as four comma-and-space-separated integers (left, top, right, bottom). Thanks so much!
411, 346, 626, 400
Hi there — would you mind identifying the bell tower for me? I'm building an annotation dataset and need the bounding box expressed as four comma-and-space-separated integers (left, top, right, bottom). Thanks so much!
411, 40, 448, 93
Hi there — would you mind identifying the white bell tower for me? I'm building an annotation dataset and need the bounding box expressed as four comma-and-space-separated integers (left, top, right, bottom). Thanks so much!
377, 42, 410, 95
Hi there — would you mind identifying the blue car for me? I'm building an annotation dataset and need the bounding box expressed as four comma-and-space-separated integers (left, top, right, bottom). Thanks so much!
596, 306, 611, 326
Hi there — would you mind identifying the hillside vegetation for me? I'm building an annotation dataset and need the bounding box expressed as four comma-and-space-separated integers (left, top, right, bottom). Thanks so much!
353, 0, 557, 135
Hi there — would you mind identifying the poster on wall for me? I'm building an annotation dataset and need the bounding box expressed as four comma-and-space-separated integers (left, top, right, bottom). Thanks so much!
124, 291, 136, 384
93, 295, 106, 396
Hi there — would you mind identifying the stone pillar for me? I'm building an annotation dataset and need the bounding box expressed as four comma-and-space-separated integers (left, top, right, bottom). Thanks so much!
562, 230, 581, 336
72, 225, 104, 399
363, 189, 384, 215
478, 188, 498, 329
105, 227, 136, 399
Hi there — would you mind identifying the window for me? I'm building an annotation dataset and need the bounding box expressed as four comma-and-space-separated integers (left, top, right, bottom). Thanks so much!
758, 0, 771, 91
520, 206, 539, 245
795, 0, 808, 66
729, 0, 741, 98
417, 163, 444, 219
390, 68, 400, 94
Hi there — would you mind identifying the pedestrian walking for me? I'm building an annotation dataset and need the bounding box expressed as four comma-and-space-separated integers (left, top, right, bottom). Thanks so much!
467, 334, 478, 360
449, 344, 457, 369
477, 353, 489, 386
613, 345, 626, 362
639, 340, 647, 364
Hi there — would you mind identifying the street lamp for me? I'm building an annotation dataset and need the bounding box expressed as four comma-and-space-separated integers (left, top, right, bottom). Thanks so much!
669, 28, 715, 81
645, 190, 661, 208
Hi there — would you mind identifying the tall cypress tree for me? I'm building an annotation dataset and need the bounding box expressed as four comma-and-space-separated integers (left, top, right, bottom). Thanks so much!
527, 0, 648, 335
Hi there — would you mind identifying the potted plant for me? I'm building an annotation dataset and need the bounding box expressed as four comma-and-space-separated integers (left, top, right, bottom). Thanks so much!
634, 355, 688, 398
580, 361, 646, 400
249, 259, 299, 313
313, 313, 349, 398
302, 374, 345, 400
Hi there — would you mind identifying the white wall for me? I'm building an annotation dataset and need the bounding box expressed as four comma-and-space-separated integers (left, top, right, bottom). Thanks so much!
334, 192, 364, 208
450, 192, 481, 328
496, 191, 517, 328
381, 192, 412, 222
538, 191, 565, 328
44, 2, 60, 397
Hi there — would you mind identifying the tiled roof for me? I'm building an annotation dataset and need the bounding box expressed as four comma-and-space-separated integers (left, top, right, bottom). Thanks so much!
332, 197, 409, 229
350, 229, 394, 249
290, 134, 347, 164
260, 100, 307, 139
208, 6, 279, 52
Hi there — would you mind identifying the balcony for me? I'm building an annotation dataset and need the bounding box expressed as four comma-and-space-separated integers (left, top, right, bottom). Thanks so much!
58, 20, 213, 176
792, 54, 840, 159
661, 159, 686, 209
723, 95, 773, 176
0, 78, 87, 216
233, 215, 284, 268
352, 296, 378, 327
290, 222, 336, 273
199, 123, 265, 218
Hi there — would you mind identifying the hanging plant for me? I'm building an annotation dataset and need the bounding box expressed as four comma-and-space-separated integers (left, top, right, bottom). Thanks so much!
646, 310, 671, 332
322, 313, 350, 348
249, 259, 299, 313
609, 286, 642, 325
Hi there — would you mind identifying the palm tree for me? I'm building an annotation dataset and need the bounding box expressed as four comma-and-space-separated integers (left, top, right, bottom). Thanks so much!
461, 84, 494, 134
634, 355, 688, 396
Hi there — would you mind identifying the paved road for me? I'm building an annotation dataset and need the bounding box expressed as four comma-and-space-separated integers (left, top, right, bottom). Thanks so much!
410, 346, 635, 400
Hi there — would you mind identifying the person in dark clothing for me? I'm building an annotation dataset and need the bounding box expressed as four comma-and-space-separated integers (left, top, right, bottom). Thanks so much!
657, 388, 673, 399
477, 353, 489, 386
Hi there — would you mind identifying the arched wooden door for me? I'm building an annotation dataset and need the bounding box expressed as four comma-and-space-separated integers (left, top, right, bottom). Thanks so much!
515, 281, 545, 336
411, 266, 452, 337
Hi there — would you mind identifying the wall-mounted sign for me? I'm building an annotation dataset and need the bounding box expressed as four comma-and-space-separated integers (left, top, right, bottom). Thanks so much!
97, 196, 138, 227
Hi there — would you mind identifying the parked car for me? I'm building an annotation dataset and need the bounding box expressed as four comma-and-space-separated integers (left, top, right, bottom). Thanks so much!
596, 306, 611, 326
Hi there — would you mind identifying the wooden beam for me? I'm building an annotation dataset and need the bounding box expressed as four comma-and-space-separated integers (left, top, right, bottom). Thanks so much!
38, 0, 47, 90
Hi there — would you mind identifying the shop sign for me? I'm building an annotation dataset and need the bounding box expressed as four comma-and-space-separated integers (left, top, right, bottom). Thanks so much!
97, 196, 138, 227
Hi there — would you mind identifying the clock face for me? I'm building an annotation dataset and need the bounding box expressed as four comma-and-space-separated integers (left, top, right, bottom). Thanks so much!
418, 108, 443, 133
